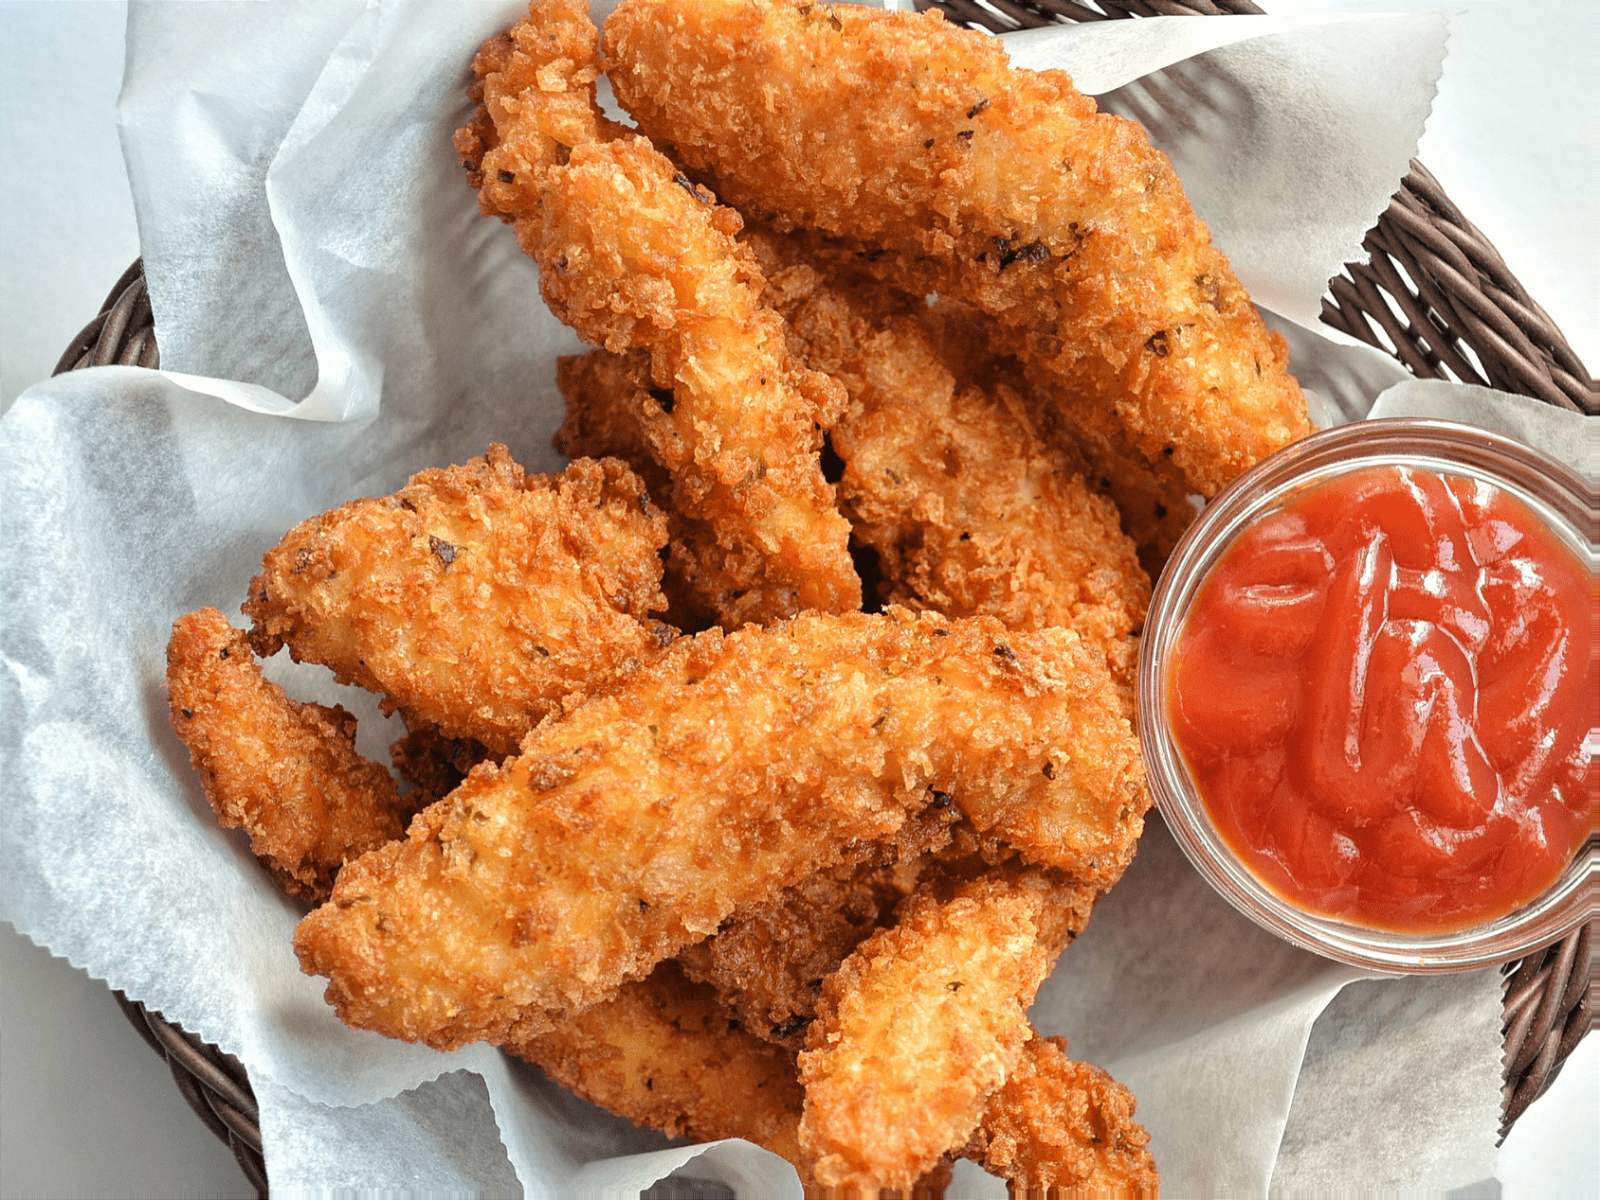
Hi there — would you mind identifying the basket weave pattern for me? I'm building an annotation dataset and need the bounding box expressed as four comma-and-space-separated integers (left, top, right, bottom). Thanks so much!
58, 2, 1593, 1192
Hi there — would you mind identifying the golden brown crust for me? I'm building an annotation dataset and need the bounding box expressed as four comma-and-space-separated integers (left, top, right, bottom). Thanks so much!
463, 0, 859, 626
962, 1036, 1159, 1198
755, 226, 1200, 574
166, 607, 416, 903
505, 961, 806, 1163
604, 0, 1310, 499
243, 447, 672, 757
797, 879, 1056, 1192
293, 609, 1145, 1050
744, 224, 1150, 647
554, 348, 760, 633
453, 4, 625, 229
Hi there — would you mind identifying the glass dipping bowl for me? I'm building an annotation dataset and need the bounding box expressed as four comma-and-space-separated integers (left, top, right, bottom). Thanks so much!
1139, 419, 1597, 972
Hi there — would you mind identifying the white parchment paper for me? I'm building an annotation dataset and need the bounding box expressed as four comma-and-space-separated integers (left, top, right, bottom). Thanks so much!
1, 1, 1532, 1195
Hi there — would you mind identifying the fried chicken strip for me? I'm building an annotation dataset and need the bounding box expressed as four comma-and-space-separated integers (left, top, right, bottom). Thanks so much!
743, 225, 1150, 649
798, 874, 1092, 1192
604, 0, 1311, 499
907, 286, 1200, 577
554, 349, 752, 632
505, 960, 806, 1163
243, 448, 672, 758
962, 1035, 1159, 1199
294, 608, 1144, 1050
554, 238, 1153, 644
459, 0, 858, 626
166, 607, 417, 903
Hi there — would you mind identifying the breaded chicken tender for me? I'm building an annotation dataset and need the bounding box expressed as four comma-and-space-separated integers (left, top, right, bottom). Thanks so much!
744, 225, 1150, 648
603, 0, 1311, 498
797, 878, 1058, 1191
555, 236, 1154, 647
554, 349, 753, 632
166, 607, 416, 903
243, 448, 672, 758
902, 283, 1201, 577
294, 608, 1144, 1050
505, 961, 806, 1163
962, 1035, 1159, 1198
458, 0, 858, 626
765, 224, 1200, 574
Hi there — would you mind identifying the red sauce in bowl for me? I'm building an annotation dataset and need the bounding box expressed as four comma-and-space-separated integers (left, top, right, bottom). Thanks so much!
1168, 464, 1595, 934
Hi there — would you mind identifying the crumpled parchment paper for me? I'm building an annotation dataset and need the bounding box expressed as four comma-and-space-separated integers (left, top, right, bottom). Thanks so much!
2, 2, 1535, 1194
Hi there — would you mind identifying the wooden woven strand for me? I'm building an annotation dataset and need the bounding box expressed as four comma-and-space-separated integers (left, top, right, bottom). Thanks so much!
914, 0, 1261, 29
1405, 164, 1591, 387
1373, 211, 1575, 408
1359, 225, 1490, 386
1341, 165, 1594, 413
52, 261, 161, 376
1372, 203, 1507, 384
1500, 922, 1594, 1140
111, 991, 267, 1197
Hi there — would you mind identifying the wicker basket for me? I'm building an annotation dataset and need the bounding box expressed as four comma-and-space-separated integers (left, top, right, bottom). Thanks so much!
58, 2, 1594, 1194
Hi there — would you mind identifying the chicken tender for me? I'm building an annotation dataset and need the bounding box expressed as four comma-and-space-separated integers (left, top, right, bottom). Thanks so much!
166, 607, 416, 903
556, 234, 1153, 647
505, 961, 806, 1163
554, 349, 752, 632
294, 608, 1145, 1050
902, 282, 1200, 576
797, 878, 1058, 1192
745, 225, 1150, 648
962, 1035, 1159, 1198
604, 0, 1311, 498
762, 225, 1200, 571
243, 448, 672, 758
459, 0, 858, 626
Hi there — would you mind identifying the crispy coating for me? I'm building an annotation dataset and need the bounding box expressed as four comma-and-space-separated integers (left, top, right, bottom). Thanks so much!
797, 878, 1057, 1191
460, 0, 859, 626
907, 286, 1199, 577
166, 607, 415, 903
455, 0, 625, 230
504, 961, 806, 1163
604, 0, 1311, 498
294, 608, 1145, 1049
554, 349, 750, 632
243, 448, 672, 758
554, 243, 1156, 642
962, 1036, 1159, 1198
744, 225, 1149, 646
760, 226, 1200, 572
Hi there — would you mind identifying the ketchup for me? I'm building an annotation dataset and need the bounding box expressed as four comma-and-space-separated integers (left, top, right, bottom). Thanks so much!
1168, 464, 1595, 934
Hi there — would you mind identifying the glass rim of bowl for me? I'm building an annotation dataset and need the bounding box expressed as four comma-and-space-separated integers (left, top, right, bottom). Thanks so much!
1138, 417, 1597, 973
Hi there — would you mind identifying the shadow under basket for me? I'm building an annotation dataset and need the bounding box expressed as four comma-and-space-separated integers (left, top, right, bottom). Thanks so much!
64, 2, 1594, 1194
